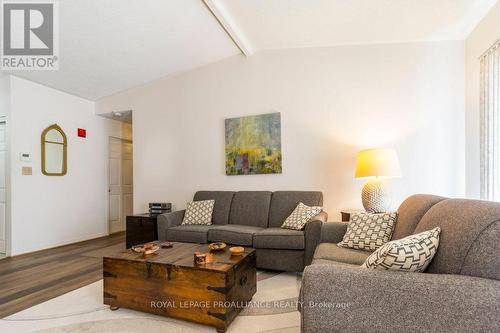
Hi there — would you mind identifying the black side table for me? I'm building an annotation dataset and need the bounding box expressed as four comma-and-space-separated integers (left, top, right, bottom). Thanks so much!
340, 209, 364, 222
126, 214, 159, 248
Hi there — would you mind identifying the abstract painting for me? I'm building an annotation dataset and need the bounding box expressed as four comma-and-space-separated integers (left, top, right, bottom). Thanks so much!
225, 112, 282, 175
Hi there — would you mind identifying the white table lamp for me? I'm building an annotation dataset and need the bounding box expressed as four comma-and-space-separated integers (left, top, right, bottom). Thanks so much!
355, 148, 401, 213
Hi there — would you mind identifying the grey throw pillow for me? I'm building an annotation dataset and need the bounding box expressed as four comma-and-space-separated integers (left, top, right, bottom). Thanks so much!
181, 200, 215, 225
361, 227, 441, 272
281, 202, 323, 230
338, 212, 397, 251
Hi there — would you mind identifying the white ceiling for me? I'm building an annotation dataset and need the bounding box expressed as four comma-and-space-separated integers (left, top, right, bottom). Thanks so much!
219, 0, 498, 49
3, 0, 239, 100
2, 0, 497, 101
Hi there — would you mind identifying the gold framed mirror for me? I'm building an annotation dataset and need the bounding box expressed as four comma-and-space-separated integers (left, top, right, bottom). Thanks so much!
41, 124, 67, 176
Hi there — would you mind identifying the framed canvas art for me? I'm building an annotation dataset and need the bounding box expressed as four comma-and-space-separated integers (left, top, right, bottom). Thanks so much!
225, 112, 282, 175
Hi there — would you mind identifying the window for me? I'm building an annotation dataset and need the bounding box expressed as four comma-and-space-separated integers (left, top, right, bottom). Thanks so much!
480, 40, 500, 200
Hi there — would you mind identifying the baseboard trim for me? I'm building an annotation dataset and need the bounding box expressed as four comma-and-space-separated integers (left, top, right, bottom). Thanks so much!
10, 232, 124, 258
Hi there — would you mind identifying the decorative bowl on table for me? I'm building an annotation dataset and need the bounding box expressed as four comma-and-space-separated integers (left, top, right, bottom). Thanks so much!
132, 243, 160, 255
229, 246, 244, 255
208, 242, 226, 251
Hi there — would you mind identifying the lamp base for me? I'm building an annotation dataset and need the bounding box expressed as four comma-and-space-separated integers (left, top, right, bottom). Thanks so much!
361, 178, 391, 213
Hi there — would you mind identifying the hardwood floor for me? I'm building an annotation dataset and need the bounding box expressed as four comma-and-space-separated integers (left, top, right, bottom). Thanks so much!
0, 232, 125, 318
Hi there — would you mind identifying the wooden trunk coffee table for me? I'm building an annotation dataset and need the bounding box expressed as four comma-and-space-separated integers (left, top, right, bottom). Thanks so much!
103, 242, 256, 332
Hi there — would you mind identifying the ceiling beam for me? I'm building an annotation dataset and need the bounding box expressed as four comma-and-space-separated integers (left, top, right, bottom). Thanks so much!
202, 0, 254, 56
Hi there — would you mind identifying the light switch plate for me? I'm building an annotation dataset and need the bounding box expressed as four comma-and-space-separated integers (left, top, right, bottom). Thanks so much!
19, 152, 31, 162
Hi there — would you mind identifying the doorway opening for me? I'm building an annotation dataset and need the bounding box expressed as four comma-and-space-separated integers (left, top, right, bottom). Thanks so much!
99, 110, 133, 235
108, 136, 133, 234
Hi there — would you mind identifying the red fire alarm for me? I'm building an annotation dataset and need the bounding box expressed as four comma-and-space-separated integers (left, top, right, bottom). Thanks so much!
77, 128, 86, 138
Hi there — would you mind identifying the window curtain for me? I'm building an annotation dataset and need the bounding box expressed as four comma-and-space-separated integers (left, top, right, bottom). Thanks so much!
480, 40, 500, 200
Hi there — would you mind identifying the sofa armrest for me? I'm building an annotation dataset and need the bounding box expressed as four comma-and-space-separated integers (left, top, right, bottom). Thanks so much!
301, 264, 500, 333
304, 211, 328, 266
157, 210, 185, 241
320, 221, 347, 243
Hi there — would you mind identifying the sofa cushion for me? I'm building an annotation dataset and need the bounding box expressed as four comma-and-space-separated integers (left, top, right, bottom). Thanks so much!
182, 200, 215, 225
207, 225, 263, 246
413, 199, 500, 280
253, 228, 305, 249
311, 258, 361, 268
193, 191, 235, 225
338, 212, 398, 251
167, 225, 215, 243
460, 221, 500, 281
228, 191, 272, 227
314, 243, 372, 265
362, 227, 441, 272
393, 194, 446, 240
268, 191, 323, 227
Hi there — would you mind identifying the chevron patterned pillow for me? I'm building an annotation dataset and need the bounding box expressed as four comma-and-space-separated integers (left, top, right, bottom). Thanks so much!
281, 202, 323, 230
181, 200, 215, 225
338, 212, 398, 251
361, 227, 441, 272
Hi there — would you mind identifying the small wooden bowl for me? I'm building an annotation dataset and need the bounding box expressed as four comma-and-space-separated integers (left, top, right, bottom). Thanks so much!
208, 242, 226, 251
229, 246, 244, 255
160, 242, 173, 248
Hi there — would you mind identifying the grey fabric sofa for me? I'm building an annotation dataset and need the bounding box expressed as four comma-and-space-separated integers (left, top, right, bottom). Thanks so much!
157, 190, 327, 271
300, 194, 500, 332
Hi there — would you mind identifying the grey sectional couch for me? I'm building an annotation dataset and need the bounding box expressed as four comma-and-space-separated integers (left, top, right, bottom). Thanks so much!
157, 190, 327, 271
300, 194, 500, 332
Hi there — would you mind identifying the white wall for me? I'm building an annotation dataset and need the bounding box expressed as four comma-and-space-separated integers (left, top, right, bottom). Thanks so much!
97, 42, 466, 219
8, 76, 131, 255
465, 2, 500, 198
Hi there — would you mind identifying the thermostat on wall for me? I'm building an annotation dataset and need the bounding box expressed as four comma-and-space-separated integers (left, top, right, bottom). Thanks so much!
19, 152, 31, 162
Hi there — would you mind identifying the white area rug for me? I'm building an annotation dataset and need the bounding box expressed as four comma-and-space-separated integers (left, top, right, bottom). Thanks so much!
0, 271, 301, 333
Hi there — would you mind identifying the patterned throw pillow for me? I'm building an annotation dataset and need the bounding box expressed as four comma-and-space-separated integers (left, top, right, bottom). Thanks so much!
281, 202, 323, 230
361, 227, 441, 272
181, 200, 215, 225
337, 212, 397, 251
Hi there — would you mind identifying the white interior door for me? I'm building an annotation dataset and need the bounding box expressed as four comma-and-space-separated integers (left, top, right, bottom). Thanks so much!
108, 137, 133, 234
0, 118, 6, 253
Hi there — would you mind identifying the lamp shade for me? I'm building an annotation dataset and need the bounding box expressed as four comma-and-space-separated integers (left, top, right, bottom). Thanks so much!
355, 148, 401, 178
